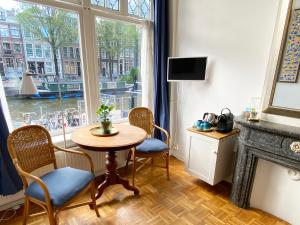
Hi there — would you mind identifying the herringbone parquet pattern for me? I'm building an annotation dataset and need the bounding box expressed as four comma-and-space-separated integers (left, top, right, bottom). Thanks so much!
2, 157, 289, 225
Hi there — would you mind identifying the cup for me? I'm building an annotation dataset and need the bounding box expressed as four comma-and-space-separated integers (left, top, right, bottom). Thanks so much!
200, 121, 212, 130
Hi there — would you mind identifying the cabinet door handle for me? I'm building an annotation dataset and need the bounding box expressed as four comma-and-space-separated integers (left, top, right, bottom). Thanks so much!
214, 151, 217, 154
290, 142, 300, 153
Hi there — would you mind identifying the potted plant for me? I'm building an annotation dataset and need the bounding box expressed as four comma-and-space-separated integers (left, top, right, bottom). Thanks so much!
96, 104, 114, 134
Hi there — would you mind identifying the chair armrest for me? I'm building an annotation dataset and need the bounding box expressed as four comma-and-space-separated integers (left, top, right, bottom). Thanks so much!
153, 124, 170, 146
54, 145, 95, 174
14, 162, 51, 204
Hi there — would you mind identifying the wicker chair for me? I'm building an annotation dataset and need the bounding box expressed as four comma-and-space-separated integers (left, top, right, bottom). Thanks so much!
125, 107, 170, 185
7, 125, 100, 225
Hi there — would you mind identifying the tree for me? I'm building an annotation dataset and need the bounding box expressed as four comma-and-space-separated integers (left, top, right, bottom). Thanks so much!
17, 6, 77, 81
96, 19, 140, 81
120, 67, 139, 84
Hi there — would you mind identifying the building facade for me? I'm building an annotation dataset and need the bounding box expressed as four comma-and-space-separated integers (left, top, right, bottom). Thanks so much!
0, 8, 25, 78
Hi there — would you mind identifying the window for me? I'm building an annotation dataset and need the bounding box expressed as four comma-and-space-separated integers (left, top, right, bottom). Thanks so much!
3, 42, 11, 50
91, 0, 120, 11
27, 61, 36, 73
128, 0, 151, 19
13, 43, 22, 53
64, 61, 70, 74
35, 44, 43, 57
75, 48, 80, 58
1, 0, 152, 137
5, 58, 14, 68
10, 27, 20, 37
69, 47, 74, 58
63, 47, 68, 58
95, 17, 142, 119
44, 45, 51, 58
25, 44, 33, 57
16, 58, 23, 68
70, 61, 76, 74
45, 62, 53, 73
3, 42, 12, 55
0, 25, 9, 37
1, 1, 86, 135
23, 30, 31, 39
37, 62, 45, 74
0, 10, 6, 21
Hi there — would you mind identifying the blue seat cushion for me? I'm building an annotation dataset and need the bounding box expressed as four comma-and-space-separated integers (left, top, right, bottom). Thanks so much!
136, 138, 169, 153
25, 167, 94, 207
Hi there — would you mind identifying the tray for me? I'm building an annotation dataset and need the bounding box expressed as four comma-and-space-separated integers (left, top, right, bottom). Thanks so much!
194, 127, 215, 132
90, 126, 119, 137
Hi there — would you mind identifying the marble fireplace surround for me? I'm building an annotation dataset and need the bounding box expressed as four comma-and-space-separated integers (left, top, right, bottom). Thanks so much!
230, 116, 300, 208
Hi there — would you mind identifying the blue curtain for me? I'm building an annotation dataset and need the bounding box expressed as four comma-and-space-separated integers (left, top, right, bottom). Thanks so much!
0, 100, 22, 195
153, 0, 169, 140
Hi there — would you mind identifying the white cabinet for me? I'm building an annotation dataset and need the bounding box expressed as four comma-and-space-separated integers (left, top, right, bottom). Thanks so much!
185, 128, 238, 185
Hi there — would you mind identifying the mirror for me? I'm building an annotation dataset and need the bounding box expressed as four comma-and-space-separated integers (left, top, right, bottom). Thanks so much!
264, 0, 300, 118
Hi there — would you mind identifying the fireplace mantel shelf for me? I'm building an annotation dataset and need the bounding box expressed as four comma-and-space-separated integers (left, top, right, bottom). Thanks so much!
230, 116, 300, 208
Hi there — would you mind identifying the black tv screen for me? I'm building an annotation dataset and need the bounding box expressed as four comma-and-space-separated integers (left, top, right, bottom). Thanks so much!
168, 57, 207, 81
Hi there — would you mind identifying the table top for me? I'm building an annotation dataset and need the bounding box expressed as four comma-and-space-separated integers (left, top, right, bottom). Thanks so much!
187, 127, 239, 140
72, 124, 147, 151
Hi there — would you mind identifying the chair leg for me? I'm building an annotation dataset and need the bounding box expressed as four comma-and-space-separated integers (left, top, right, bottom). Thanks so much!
132, 148, 136, 186
125, 149, 132, 172
47, 204, 57, 225
90, 182, 100, 217
166, 153, 170, 180
22, 197, 30, 225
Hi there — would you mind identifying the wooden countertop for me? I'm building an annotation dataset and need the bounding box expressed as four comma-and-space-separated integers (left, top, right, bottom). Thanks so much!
187, 127, 239, 140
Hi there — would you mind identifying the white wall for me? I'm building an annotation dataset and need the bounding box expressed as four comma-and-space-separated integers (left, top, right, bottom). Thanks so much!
170, 0, 300, 224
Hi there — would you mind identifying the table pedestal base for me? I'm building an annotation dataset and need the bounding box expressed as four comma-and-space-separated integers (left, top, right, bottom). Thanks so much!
89, 151, 139, 209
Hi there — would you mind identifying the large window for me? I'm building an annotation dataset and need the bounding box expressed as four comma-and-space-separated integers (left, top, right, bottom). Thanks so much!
1, 0, 86, 135
0, 0, 152, 138
95, 17, 142, 119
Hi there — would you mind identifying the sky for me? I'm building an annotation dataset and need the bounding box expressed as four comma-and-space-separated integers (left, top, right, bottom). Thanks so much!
0, 0, 20, 10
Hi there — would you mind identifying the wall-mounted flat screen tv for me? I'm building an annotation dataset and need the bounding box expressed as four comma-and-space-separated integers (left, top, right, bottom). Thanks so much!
167, 57, 207, 81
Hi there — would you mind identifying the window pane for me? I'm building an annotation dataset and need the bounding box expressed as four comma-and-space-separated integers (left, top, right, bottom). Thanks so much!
0, 24, 9, 37
95, 17, 142, 120
13, 43, 22, 53
35, 44, 43, 57
91, 0, 120, 11
128, 0, 151, 19
10, 27, 20, 37
0, 0, 87, 135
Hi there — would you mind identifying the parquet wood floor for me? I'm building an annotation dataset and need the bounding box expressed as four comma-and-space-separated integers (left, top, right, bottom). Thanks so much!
1, 157, 289, 225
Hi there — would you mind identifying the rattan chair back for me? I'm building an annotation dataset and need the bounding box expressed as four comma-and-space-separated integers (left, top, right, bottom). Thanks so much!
128, 107, 154, 136
7, 125, 57, 174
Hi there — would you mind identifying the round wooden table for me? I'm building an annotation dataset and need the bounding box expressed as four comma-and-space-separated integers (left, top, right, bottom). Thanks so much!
71, 123, 147, 207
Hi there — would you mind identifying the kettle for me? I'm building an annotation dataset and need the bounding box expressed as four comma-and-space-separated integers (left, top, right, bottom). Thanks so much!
217, 108, 234, 133
203, 113, 218, 125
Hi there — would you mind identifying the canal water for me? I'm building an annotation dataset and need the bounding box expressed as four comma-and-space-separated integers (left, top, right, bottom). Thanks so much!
7, 97, 85, 128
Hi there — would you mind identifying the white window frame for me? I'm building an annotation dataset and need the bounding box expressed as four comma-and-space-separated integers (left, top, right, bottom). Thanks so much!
1, 0, 152, 134
35, 44, 43, 58
25, 43, 34, 58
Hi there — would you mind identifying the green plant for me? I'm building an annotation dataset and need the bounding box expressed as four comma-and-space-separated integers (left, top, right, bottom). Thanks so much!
119, 67, 139, 84
96, 104, 114, 122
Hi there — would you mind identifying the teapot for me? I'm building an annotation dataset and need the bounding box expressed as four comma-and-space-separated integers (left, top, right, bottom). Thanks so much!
203, 113, 218, 125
